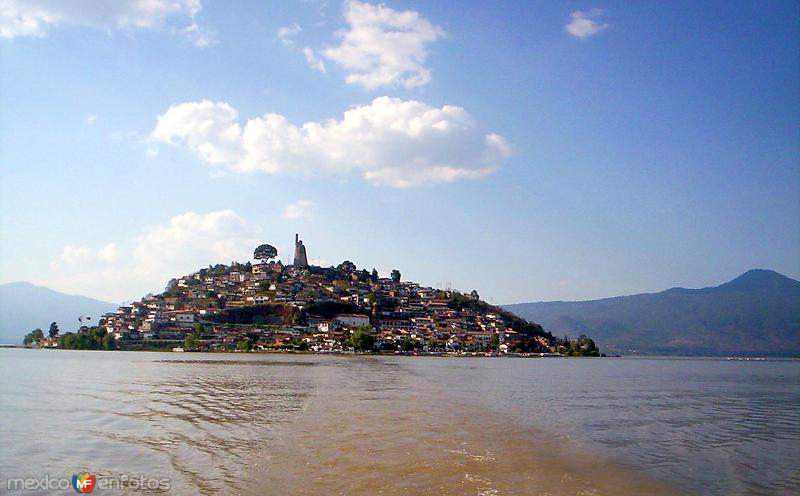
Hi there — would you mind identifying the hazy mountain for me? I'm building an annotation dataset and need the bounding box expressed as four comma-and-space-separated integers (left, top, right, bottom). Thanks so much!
0, 282, 118, 344
504, 270, 800, 356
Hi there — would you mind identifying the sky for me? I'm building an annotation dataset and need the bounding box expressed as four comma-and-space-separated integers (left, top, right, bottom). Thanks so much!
0, 0, 798, 304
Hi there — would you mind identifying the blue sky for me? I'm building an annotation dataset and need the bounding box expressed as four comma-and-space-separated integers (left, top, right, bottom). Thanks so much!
1, 0, 798, 304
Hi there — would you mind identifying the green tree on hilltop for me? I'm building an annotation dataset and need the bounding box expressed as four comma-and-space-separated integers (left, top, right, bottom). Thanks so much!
338, 260, 357, 273
48, 322, 59, 338
254, 244, 278, 263
391, 269, 401, 283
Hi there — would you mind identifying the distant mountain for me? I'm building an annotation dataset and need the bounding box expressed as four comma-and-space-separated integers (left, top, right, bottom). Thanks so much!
504, 270, 800, 356
0, 282, 118, 344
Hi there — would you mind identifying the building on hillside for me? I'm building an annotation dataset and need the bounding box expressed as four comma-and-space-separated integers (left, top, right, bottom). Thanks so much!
334, 314, 370, 328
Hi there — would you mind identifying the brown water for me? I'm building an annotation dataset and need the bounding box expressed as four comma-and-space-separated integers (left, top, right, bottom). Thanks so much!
1, 350, 798, 495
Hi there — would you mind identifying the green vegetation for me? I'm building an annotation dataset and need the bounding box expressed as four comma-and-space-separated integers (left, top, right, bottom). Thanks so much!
291, 338, 309, 351
237, 337, 252, 351
560, 335, 600, 357
338, 260, 357, 273
349, 326, 374, 351
48, 322, 59, 338
22, 328, 44, 346
391, 269, 401, 283
184, 324, 204, 350
58, 326, 117, 350
401, 337, 419, 352
254, 244, 278, 263
184, 333, 199, 350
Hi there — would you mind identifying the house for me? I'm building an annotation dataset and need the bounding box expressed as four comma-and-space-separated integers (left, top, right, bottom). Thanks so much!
175, 312, 195, 325
333, 314, 370, 328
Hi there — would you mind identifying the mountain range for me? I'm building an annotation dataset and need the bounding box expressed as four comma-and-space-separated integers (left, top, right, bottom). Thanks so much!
503, 269, 800, 356
0, 282, 118, 344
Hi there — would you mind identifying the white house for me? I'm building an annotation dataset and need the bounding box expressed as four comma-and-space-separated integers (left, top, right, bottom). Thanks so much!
175, 312, 195, 325
333, 314, 370, 328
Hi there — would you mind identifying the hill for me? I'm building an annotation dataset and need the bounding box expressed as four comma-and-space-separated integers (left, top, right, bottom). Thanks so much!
77, 250, 578, 354
503, 270, 800, 356
0, 282, 118, 344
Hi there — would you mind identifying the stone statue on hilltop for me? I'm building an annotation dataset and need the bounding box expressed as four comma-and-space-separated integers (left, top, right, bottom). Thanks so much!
293, 233, 308, 268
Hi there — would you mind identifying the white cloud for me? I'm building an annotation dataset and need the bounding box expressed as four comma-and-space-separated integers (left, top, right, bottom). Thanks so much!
282, 200, 315, 219
150, 96, 512, 188
277, 22, 302, 46
181, 21, 216, 47
302, 47, 326, 73
43, 210, 261, 301
320, 0, 444, 89
0, 0, 203, 40
85, 114, 98, 125
565, 8, 609, 39
50, 243, 118, 270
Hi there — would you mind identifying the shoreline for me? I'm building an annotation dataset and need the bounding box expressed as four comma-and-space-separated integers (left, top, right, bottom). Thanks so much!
9, 347, 792, 360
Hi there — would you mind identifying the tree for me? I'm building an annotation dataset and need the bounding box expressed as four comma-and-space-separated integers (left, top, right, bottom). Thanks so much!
489, 333, 500, 349
338, 260, 357, 273
371, 268, 379, 282
401, 337, 418, 352
102, 334, 117, 350
184, 333, 199, 350
391, 269, 401, 283
23, 328, 44, 346
470, 290, 480, 300
350, 326, 374, 351
254, 244, 278, 263
48, 322, 60, 338
59, 332, 78, 349
237, 337, 252, 351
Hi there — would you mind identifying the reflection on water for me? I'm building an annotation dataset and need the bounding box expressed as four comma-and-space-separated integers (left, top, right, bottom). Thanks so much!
0, 350, 798, 495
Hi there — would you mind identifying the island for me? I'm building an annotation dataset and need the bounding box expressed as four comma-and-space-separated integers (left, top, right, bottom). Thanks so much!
23, 235, 601, 357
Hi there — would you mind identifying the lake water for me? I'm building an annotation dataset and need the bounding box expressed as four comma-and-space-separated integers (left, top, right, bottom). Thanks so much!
0, 350, 798, 495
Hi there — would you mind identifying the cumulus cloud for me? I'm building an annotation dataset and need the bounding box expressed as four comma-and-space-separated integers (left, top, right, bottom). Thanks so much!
282, 200, 314, 219
149, 96, 512, 187
320, 0, 444, 89
85, 114, 98, 125
565, 8, 609, 39
0, 0, 204, 41
43, 210, 260, 301
50, 243, 118, 270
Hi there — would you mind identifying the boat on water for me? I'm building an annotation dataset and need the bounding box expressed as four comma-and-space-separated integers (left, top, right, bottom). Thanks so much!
172, 347, 185, 352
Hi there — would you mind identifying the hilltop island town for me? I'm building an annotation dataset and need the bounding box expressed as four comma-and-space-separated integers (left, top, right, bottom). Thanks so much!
24, 235, 601, 357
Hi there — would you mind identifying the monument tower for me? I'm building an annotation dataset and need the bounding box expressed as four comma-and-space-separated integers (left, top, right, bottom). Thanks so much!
293, 233, 308, 268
